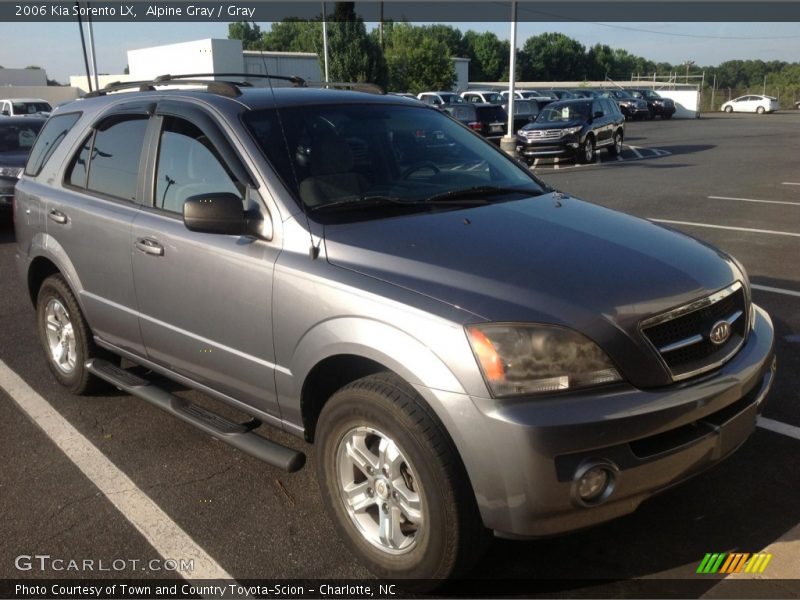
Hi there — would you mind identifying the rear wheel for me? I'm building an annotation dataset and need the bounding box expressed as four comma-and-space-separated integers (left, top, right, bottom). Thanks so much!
608, 131, 623, 157
756, 106, 765, 114
315, 373, 487, 585
36, 274, 110, 394
578, 135, 596, 164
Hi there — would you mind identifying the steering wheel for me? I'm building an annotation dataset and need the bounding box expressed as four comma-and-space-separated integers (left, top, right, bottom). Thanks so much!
402, 162, 440, 179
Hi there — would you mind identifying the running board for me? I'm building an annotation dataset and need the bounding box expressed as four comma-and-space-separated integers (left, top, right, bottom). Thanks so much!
86, 359, 305, 472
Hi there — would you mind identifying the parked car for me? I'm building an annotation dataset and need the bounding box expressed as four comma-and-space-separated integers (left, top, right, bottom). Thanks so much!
571, 89, 603, 99
389, 92, 419, 101
441, 103, 482, 132
0, 116, 45, 211
15, 76, 775, 585
417, 91, 465, 107
721, 95, 780, 114
1, 98, 52, 117
628, 89, 676, 119
598, 89, 650, 120
550, 89, 578, 100
501, 99, 540, 132
795, 100, 800, 110
516, 97, 625, 164
461, 90, 504, 105
501, 90, 553, 103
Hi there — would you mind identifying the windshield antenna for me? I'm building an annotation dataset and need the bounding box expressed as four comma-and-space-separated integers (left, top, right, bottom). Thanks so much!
254, 21, 321, 260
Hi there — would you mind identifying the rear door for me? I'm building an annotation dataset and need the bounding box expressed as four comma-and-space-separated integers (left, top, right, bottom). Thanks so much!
52, 103, 153, 355
590, 100, 610, 145
130, 101, 282, 417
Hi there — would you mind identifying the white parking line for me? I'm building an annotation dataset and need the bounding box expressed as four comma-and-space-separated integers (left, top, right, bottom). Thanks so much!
752, 284, 800, 298
782, 182, 800, 186
651, 219, 800, 238
628, 145, 644, 159
757, 416, 800, 441
708, 195, 800, 207
0, 359, 233, 581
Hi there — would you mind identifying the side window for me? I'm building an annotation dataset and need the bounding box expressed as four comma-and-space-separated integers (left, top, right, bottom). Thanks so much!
66, 135, 92, 188
154, 116, 243, 215
25, 112, 81, 176
85, 116, 148, 201
591, 101, 604, 116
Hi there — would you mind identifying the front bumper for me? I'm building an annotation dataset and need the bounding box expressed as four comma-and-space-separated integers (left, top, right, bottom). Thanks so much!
516, 138, 578, 158
418, 304, 775, 538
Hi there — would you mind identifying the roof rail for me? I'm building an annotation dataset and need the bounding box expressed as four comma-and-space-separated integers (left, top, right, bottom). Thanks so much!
306, 81, 385, 95
83, 72, 307, 99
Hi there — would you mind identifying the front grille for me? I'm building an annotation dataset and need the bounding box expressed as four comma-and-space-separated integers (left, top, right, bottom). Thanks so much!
641, 282, 748, 381
519, 128, 563, 141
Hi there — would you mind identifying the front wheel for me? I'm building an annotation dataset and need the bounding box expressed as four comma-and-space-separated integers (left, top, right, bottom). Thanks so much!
724, 105, 733, 113
315, 373, 487, 584
578, 136, 596, 164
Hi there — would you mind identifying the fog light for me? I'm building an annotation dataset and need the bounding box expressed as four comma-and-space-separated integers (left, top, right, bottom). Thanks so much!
572, 460, 617, 506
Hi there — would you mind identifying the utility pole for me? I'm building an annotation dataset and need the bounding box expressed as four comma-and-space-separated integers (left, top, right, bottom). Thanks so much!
500, 1, 517, 158
378, 2, 383, 48
75, 1, 93, 93
763, 74, 767, 95
321, 1, 329, 82
86, 2, 99, 91
711, 74, 716, 112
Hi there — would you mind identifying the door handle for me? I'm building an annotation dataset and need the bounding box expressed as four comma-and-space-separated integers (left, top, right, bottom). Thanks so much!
48, 209, 67, 225
134, 238, 165, 257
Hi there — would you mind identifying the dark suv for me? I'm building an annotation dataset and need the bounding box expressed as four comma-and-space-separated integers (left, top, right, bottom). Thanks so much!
516, 98, 625, 164
599, 89, 650, 120
14, 74, 775, 585
629, 88, 677, 119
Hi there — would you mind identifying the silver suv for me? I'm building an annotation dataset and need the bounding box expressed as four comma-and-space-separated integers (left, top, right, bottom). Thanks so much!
14, 75, 776, 583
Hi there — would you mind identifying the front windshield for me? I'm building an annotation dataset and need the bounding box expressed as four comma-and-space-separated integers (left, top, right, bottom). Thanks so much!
535, 102, 589, 123
243, 103, 544, 219
441, 94, 464, 104
483, 93, 503, 104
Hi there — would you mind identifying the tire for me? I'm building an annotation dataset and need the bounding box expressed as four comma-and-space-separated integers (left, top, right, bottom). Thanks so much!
315, 372, 488, 585
724, 106, 733, 113
756, 106, 765, 114
662, 113, 673, 120
578, 135, 596, 164
36, 274, 110, 394
608, 131, 623, 157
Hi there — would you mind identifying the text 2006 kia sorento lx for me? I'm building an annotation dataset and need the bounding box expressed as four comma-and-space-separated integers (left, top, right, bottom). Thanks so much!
15, 75, 776, 582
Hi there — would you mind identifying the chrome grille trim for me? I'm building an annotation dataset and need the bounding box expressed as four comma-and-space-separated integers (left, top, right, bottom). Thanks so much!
640, 282, 748, 382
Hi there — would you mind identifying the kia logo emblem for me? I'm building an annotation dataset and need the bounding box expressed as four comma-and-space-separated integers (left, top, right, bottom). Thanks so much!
709, 320, 731, 345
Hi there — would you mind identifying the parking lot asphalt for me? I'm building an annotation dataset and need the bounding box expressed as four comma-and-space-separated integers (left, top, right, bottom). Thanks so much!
1, 111, 799, 597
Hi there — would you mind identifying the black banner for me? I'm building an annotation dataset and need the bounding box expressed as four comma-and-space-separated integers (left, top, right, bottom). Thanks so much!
3, 1, 800, 22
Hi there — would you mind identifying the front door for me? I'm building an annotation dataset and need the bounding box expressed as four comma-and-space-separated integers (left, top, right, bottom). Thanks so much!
131, 112, 282, 417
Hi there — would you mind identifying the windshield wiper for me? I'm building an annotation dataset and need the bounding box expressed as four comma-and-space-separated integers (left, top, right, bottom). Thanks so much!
423, 185, 543, 204
308, 195, 425, 213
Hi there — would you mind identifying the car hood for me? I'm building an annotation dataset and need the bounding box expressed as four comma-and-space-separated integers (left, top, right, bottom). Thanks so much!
0, 151, 28, 168
323, 194, 741, 387
526, 119, 584, 130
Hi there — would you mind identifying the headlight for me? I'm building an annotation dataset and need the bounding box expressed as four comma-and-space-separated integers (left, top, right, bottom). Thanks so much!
562, 126, 581, 135
466, 324, 622, 397
0, 166, 22, 179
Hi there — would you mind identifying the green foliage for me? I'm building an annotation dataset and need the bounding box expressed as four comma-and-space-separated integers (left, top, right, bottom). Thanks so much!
228, 21, 263, 50
326, 5, 387, 87
463, 31, 509, 81
519, 33, 586, 81
384, 23, 456, 94
261, 19, 322, 53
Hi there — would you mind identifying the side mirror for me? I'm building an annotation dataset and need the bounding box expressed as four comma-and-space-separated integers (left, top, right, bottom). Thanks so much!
183, 193, 270, 240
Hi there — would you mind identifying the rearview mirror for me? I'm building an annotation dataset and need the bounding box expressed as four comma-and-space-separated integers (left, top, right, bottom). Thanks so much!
183, 193, 270, 240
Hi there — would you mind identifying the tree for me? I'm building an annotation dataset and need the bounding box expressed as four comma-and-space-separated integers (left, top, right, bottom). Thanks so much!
463, 31, 508, 82
326, 3, 387, 86
228, 21, 263, 50
520, 32, 586, 81
384, 23, 456, 93
262, 18, 322, 53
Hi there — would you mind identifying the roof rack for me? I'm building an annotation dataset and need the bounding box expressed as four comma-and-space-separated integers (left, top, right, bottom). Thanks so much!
83, 73, 384, 99
84, 72, 307, 99
306, 81, 385, 95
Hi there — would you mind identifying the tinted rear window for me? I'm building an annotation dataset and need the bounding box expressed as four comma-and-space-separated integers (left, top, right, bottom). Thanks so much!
86, 117, 148, 201
0, 120, 42, 153
24, 113, 81, 176
476, 106, 507, 121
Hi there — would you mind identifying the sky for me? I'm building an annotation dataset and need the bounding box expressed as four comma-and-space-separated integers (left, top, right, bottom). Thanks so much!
2, 21, 800, 83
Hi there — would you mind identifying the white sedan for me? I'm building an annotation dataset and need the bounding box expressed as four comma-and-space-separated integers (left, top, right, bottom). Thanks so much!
721, 95, 779, 114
